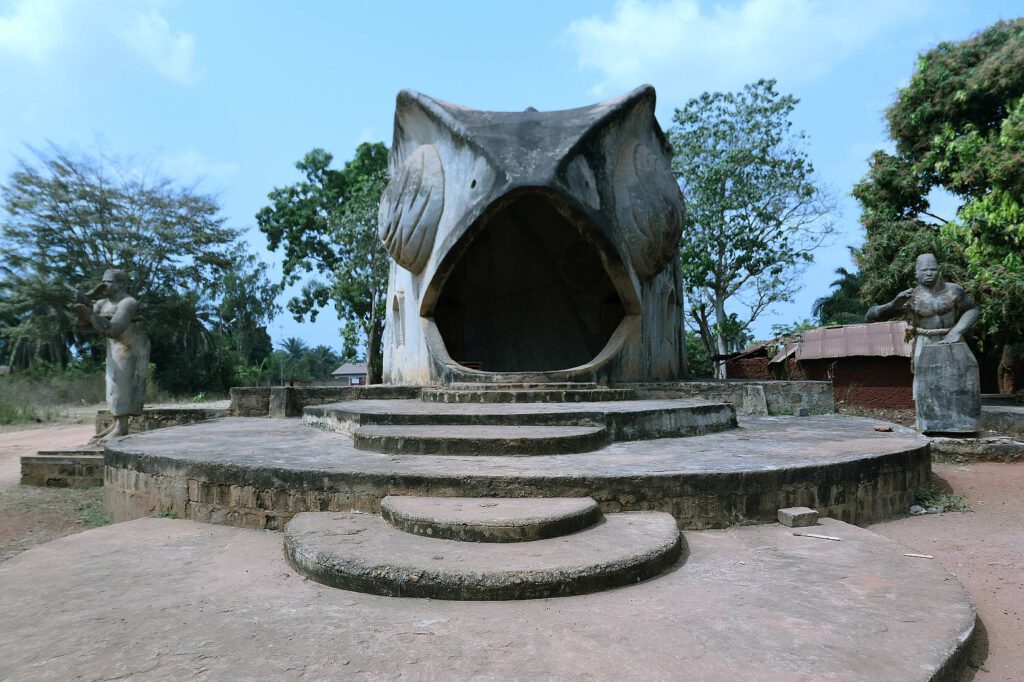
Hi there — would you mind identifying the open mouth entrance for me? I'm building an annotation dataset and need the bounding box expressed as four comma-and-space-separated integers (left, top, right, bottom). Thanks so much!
432, 191, 626, 373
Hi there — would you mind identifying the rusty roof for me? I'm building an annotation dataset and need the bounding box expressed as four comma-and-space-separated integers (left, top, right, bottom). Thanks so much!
769, 321, 912, 363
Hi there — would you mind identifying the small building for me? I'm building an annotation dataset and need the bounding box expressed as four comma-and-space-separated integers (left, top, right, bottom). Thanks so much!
332, 363, 368, 386
769, 322, 914, 409
723, 342, 776, 380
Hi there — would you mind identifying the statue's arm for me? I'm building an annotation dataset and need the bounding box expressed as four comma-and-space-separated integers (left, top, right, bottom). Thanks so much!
82, 298, 136, 338
103, 298, 138, 338
866, 288, 913, 322
941, 288, 979, 344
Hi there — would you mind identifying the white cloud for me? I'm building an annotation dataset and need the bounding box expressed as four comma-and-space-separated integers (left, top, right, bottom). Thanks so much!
563, 0, 935, 98
0, 0, 66, 61
160, 149, 239, 183
119, 7, 197, 85
0, 0, 198, 84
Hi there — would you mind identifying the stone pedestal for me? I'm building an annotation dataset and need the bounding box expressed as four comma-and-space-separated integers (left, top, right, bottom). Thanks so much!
914, 342, 981, 434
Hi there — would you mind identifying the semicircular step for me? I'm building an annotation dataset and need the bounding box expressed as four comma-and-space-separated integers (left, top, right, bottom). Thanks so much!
420, 387, 636, 403
353, 424, 609, 456
283, 510, 682, 600
380, 495, 601, 542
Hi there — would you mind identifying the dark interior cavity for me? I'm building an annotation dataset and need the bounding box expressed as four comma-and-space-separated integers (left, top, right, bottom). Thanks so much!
433, 193, 625, 372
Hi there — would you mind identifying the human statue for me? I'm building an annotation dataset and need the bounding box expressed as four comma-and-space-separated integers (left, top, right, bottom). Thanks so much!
70, 269, 150, 440
866, 253, 981, 433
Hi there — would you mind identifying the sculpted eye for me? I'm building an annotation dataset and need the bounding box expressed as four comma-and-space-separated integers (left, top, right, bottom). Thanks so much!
378, 144, 445, 274
612, 138, 684, 279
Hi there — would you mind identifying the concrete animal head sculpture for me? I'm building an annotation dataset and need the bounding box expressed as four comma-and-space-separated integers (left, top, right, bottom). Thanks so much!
380, 85, 687, 385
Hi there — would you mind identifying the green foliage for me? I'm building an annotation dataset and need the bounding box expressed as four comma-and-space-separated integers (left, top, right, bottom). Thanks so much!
770, 318, 816, 338
669, 79, 836, 373
257, 143, 389, 383
684, 333, 714, 378
77, 499, 109, 526
0, 145, 280, 394
0, 371, 104, 424
259, 342, 345, 383
811, 249, 870, 326
915, 484, 971, 513
857, 19, 1024, 352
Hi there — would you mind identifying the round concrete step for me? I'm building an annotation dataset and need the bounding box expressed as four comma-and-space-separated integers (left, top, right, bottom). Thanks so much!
421, 387, 636, 403
353, 424, 609, 456
283, 510, 682, 600
380, 495, 601, 542
304, 398, 737, 442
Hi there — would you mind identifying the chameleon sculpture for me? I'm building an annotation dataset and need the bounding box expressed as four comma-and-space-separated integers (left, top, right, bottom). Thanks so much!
380, 85, 687, 385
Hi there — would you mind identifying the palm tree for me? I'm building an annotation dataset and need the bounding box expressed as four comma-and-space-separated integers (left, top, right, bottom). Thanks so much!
279, 337, 309, 360
812, 266, 868, 326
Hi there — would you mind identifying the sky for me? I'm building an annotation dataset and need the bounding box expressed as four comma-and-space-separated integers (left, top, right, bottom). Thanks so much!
1, 0, 1021, 352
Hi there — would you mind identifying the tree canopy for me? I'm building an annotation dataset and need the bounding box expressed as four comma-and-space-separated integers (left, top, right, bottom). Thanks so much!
669, 79, 836, 375
0, 145, 279, 393
856, 18, 1024, 369
257, 142, 389, 382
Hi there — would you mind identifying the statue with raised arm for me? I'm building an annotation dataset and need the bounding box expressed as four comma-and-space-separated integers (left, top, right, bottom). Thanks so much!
866, 253, 981, 433
70, 269, 150, 440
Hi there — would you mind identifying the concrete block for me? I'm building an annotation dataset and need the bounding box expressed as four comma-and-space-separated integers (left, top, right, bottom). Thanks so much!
778, 506, 818, 527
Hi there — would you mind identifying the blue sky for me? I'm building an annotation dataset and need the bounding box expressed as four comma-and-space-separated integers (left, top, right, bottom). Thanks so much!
1, 0, 1021, 352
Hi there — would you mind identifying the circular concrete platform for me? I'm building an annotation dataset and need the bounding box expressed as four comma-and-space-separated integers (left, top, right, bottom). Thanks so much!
285, 510, 681, 599
103, 414, 931, 530
0, 518, 974, 680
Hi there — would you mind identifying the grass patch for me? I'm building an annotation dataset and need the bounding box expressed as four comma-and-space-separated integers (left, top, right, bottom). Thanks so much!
77, 498, 109, 527
915, 484, 971, 512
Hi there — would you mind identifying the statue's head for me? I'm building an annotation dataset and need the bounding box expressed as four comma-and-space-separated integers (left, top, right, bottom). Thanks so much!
102, 269, 128, 294
915, 253, 940, 287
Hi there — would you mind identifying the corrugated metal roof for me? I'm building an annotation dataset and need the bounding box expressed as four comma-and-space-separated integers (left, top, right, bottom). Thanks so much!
791, 321, 912, 361
331, 363, 367, 376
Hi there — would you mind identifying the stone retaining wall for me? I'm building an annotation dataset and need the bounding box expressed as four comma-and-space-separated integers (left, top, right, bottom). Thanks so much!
104, 446, 927, 532
628, 380, 836, 415
230, 385, 422, 418
96, 407, 230, 435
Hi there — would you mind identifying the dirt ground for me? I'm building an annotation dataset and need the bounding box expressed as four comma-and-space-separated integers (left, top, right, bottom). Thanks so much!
1, 422, 1022, 678
871, 461, 1024, 680
0, 423, 102, 562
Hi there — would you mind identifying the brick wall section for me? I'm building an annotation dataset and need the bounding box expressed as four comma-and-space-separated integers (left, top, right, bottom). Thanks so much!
726, 357, 772, 380
786, 357, 915, 410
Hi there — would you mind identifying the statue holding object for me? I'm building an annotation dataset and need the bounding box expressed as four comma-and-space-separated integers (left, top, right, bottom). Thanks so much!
70, 269, 150, 440
866, 253, 981, 434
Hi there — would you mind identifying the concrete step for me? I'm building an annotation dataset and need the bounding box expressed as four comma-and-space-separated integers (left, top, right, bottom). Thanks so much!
305, 398, 737, 442
448, 382, 599, 390
21, 445, 104, 488
283, 510, 682, 600
421, 387, 637, 403
981, 393, 1017, 406
380, 495, 601, 542
353, 424, 609, 456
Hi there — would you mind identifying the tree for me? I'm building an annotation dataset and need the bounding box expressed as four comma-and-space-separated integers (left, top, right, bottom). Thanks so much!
669, 79, 836, 377
811, 248, 870, 326
257, 143, 390, 383
856, 19, 1024, 390
0, 144, 277, 393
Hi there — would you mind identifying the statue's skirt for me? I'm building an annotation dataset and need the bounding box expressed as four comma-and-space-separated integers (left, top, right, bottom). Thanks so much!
913, 338, 981, 434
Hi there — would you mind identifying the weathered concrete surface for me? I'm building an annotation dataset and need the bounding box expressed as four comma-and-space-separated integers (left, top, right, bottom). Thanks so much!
982, 405, 1024, 436
285, 510, 680, 599
915, 342, 981, 434
96, 402, 229, 435
0, 517, 974, 679
305, 397, 736, 442
103, 415, 929, 530
20, 445, 103, 487
628, 380, 836, 416
380, 495, 600, 542
354, 424, 609, 456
